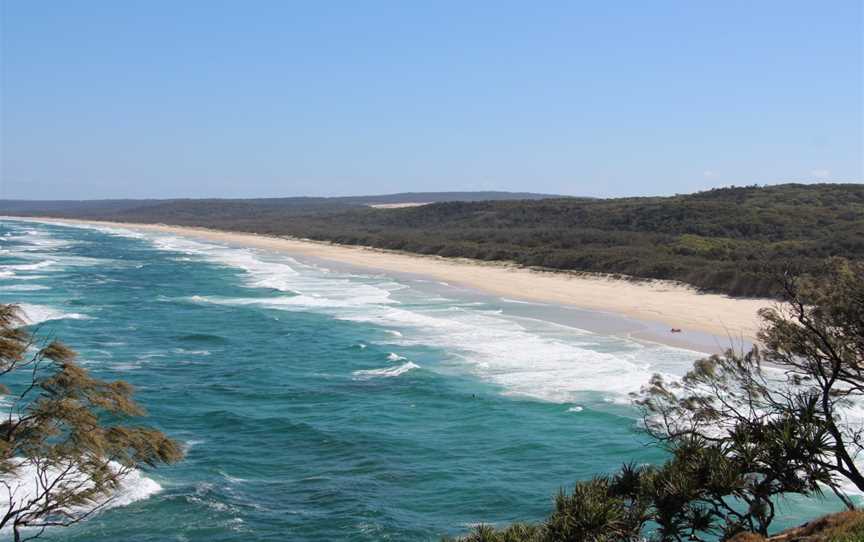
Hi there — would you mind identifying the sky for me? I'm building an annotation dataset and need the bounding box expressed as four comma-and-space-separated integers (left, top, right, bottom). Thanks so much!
1, 1, 862, 200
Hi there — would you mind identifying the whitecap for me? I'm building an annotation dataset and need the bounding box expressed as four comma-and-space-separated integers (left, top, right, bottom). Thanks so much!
219, 470, 248, 484
353, 361, 420, 379
17, 260, 55, 270
501, 298, 545, 305
0, 260, 57, 272
182, 439, 205, 453
0, 284, 50, 292
173, 348, 212, 356
9, 275, 49, 281
0, 227, 75, 252
109, 362, 141, 372
18, 304, 91, 326
188, 291, 391, 310
0, 458, 161, 533
14, 220, 146, 240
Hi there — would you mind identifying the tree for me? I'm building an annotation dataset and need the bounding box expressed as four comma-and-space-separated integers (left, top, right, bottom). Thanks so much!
0, 304, 182, 541
448, 258, 864, 541
638, 258, 864, 531
442, 472, 647, 542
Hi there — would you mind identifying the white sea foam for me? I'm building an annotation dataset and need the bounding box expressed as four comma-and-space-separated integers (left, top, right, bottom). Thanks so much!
0, 227, 74, 252
173, 348, 212, 356
2, 260, 57, 271
50, 254, 113, 267
143, 233, 401, 307
501, 298, 546, 305
0, 224, 106, 285
341, 306, 697, 402
219, 470, 249, 484
151, 236, 304, 291
18, 304, 91, 326
0, 458, 160, 533
0, 260, 58, 280
0, 284, 50, 292
567, 406, 584, 413
183, 439, 205, 453
3, 274, 48, 281
192, 287, 385, 311
110, 362, 141, 372
387, 352, 407, 362
353, 361, 420, 379
13, 220, 146, 240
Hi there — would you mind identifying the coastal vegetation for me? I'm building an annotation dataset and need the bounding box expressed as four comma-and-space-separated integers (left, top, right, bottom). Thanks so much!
0, 304, 181, 541
447, 259, 864, 541
3, 183, 861, 298
729, 511, 864, 541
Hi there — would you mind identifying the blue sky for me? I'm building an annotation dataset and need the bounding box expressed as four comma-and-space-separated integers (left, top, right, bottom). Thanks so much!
1, 1, 861, 199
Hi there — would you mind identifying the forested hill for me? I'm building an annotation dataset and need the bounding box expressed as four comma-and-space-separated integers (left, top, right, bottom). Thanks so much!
0, 191, 558, 216
3, 183, 862, 298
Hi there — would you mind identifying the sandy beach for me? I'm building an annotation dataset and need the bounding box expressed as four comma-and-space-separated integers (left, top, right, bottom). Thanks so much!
12, 217, 772, 343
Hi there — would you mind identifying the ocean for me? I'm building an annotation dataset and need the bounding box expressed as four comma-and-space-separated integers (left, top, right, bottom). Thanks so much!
0, 219, 845, 541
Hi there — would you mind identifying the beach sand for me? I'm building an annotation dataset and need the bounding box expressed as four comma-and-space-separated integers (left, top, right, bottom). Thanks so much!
14, 218, 773, 345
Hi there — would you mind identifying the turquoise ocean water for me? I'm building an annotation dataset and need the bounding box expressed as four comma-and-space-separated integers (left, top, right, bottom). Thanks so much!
0, 219, 845, 541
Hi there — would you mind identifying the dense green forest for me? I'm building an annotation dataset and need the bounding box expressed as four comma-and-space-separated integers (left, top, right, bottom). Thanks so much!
3, 183, 862, 298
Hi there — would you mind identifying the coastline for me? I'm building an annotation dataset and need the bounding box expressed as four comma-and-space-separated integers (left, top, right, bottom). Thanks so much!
5, 217, 772, 346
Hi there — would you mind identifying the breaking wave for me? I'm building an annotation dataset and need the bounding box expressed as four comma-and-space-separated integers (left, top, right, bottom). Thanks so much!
18, 304, 91, 326
353, 361, 421, 379
0, 458, 161, 534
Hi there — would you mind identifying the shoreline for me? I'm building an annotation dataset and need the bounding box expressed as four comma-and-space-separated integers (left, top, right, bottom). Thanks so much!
4, 217, 772, 347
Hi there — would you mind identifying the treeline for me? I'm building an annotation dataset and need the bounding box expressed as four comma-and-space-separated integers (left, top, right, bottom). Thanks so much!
4, 183, 862, 298
0, 190, 556, 215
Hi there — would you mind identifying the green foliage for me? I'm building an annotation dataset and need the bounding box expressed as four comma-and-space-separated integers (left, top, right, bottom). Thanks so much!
672, 234, 736, 258
829, 518, 864, 542
831, 523, 864, 542
544, 477, 640, 541
443, 476, 643, 542
443, 523, 546, 542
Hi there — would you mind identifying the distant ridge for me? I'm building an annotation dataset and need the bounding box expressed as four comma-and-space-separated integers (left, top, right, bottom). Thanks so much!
0, 191, 563, 216
335, 191, 564, 204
